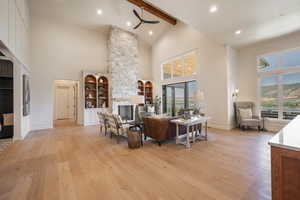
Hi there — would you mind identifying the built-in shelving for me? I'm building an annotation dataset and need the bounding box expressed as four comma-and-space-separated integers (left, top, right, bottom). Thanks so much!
0, 59, 14, 139
84, 75, 97, 108
145, 81, 153, 104
137, 80, 144, 96
98, 76, 109, 108
137, 80, 153, 104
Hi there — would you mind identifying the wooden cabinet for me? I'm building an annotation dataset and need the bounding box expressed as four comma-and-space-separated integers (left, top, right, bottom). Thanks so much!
271, 146, 300, 200
137, 80, 144, 96
145, 81, 153, 104
85, 75, 97, 108
137, 80, 153, 104
98, 76, 109, 108
269, 116, 300, 200
83, 72, 110, 126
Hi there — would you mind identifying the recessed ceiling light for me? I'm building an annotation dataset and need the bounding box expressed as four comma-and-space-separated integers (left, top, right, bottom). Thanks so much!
149, 31, 153, 36
126, 21, 132, 27
210, 6, 218, 13
97, 9, 103, 15
235, 30, 242, 35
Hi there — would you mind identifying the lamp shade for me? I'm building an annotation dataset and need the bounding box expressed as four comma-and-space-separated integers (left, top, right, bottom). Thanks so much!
129, 95, 144, 104
196, 91, 205, 101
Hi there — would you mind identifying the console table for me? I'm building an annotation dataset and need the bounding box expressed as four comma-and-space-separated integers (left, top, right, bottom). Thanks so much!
171, 116, 210, 148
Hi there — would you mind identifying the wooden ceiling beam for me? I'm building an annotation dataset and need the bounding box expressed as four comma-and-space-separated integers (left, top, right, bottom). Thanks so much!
127, 0, 177, 25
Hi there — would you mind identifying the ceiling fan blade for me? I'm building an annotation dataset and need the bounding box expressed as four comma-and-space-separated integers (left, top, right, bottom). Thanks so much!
142, 20, 160, 24
133, 21, 143, 29
133, 9, 142, 21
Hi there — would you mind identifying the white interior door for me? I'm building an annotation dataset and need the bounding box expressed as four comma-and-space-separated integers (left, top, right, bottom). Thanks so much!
56, 86, 71, 120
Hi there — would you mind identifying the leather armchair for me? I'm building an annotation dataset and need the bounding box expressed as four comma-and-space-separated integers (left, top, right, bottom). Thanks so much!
143, 116, 199, 145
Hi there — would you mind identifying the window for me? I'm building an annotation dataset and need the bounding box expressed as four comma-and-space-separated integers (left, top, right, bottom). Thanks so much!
258, 48, 300, 120
162, 81, 197, 116
162, 52, 197, 80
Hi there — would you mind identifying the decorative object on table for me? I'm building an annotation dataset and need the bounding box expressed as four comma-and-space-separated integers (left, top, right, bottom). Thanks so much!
23, 74, 30, 116
234, 101, 262, 130
153, 95, 161, 115
178, 109, 193, 119
129, 95, 145, 123
127, 129, 142, 149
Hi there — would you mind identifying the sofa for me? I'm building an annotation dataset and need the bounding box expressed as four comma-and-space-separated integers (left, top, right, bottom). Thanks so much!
143, 116, 201, 146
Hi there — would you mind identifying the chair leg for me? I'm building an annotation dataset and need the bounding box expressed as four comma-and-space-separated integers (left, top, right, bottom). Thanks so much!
117, 135, 120, 144
158, 141, 162, 146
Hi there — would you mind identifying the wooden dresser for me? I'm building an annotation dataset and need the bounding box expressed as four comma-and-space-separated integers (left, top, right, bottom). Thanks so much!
269, 116, 300, 200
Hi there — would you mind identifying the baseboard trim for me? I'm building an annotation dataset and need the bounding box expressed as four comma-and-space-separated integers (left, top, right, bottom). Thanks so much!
31, 122, 52, 131
208, 121, 233, 130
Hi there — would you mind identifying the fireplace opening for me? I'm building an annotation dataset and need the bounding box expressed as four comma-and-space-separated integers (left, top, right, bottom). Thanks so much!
118, 105, 133, 121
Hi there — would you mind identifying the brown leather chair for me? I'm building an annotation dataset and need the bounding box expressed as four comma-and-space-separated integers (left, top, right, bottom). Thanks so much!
143, 116, 200, 146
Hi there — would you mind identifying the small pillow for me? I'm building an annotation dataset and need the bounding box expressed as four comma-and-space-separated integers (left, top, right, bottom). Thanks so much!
147, 106, 155, 113
239, 108, 252, 119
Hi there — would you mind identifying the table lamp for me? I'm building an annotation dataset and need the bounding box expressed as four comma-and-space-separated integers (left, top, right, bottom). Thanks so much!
129, 95, 145, 123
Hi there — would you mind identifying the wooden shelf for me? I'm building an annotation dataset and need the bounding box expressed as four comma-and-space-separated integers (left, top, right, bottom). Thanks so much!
137, 80, 153, 104
98, 76, 109, 108
85, 75, 97, 108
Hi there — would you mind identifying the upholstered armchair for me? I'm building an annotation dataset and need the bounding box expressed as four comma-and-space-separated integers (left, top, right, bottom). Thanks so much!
106, 113, 129, 143
234, 102, 262, 130
97, 112, 107, 136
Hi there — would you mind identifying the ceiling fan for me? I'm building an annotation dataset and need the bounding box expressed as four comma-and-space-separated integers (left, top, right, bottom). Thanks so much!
133, 7, 160, 29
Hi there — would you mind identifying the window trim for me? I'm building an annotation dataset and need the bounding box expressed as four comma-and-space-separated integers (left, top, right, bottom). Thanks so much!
257, 48, 300, 120
161, 50, 198, 81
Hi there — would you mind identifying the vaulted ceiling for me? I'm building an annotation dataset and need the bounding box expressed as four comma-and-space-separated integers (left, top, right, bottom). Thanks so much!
29, 0, 300, 47
147, 0, 300, 47
29, 0, 172, 45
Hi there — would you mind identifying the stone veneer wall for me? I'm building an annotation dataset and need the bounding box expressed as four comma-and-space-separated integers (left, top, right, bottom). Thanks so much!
108, 26, 138, 113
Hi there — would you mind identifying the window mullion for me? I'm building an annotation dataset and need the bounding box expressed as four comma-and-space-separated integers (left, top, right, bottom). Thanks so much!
278, 75, 283, 120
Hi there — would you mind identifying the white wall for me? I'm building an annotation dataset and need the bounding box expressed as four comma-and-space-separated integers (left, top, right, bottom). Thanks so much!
138, 39, 152, 80
30, 17, 153, 130
236, 31, 300, 131
30, 18, 108, 130
152, 22, 233, 129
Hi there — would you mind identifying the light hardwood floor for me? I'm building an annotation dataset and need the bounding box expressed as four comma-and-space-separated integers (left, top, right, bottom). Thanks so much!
0, 124, 273, 200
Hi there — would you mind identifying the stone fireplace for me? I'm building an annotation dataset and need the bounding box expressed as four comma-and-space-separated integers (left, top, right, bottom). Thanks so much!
108, 26, 138, 114
118, 105, 134, 121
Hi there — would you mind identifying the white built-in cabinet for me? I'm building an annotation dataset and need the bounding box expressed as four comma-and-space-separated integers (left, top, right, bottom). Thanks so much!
82, 71, 111, 126
0, 0, 30, 67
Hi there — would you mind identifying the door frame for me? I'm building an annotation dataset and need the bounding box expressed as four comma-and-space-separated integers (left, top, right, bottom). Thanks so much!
53, 80, 79, 123
162, 80, 196, 116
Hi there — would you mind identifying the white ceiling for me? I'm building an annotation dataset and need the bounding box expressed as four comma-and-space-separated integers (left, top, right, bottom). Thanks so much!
29, 0, 172, 45
147, 0, 300, 47
29, 0, 300, 47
